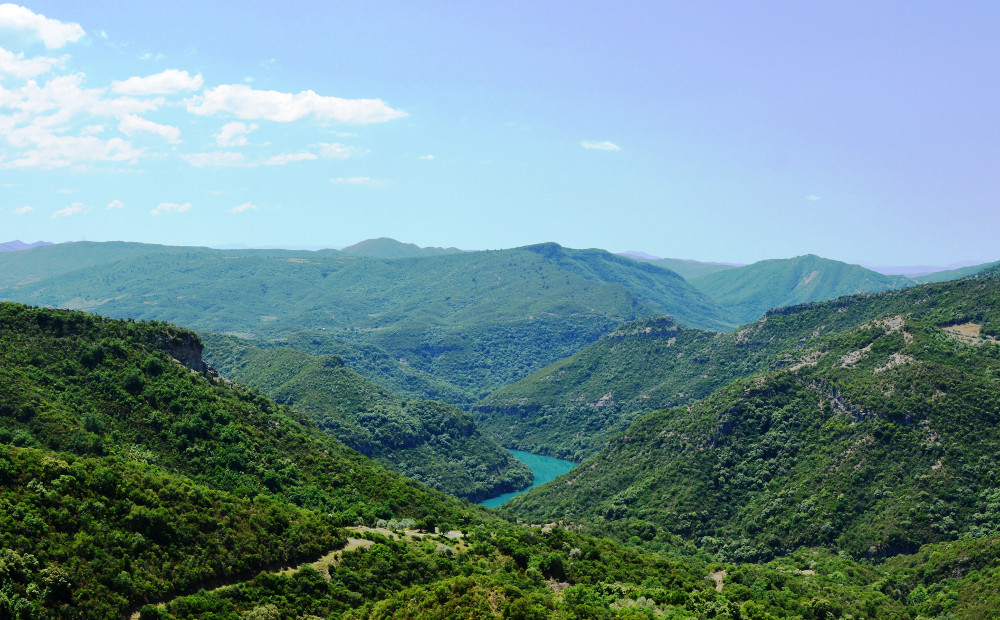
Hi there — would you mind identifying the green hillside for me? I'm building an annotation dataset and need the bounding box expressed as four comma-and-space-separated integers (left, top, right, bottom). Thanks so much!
505, 274, 1000, 563
913, 259, 1000, 283
0, 302, 486, 615
476, 316, 731, 460
0, 301, 909, 619
0, 241, 733, 405
478, 270, 1000, 461
3, 303, 1000, 617
201, 334, 531, 501
691, 254, 915, 324
339, 237, 464, 258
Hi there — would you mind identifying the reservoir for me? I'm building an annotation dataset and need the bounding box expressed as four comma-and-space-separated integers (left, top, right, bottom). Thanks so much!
478, 449, 577, 508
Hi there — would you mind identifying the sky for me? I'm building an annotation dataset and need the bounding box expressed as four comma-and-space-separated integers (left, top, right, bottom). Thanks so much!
0, 1, 998, 265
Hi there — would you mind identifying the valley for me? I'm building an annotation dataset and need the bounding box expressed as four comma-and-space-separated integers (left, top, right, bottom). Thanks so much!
1, 239, 1000, 618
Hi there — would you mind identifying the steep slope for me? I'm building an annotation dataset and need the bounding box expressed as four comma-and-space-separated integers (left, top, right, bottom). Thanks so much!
0, 302, 485, 615
691, 254, 914, 324
476, 316, 726, 460
201, 334, 531, 501
506, 275, 1000, 562
478, 271, 1000, 460
339, 237, 464, 258
0, 241, 733, 405
3, 304, 998, 618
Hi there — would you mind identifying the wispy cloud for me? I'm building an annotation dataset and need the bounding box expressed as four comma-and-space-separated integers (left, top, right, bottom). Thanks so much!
0, 4, 85, 48
12, 205, 33, 215
51, 201, 86, 218
331, 176, 389, 186
317, 142, 366, 159
215, 121, 257, 146
106, 199, 124, 210
118, 114, 181, 143
112, 69, 203, 95
151, 201, 191, 215
181, 151, 245, 168
806, 195, 821, 201
228, 202, 258, 214
266, 152, 317, 166
56, 187, 75, 194
186, 84, 407, 124
2, 133, 143, 169
417, 154, 435, 160
581, 140, 620, 151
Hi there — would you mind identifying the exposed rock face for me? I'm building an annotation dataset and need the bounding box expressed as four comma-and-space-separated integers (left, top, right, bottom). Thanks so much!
162, 334, 210, 373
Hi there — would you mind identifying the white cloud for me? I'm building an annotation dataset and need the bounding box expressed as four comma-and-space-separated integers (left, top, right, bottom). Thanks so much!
106, 199, 124, 210
12, 205, 33, 214
331, 176, 389, 186
112, 69, 203, 95
581, 140, 621, 151
417, 154, 434, 160
186, 84, 407, 124
1, 74, 164, 131
118, 114, 181, 143
0, 46, 65, 78
266, 152, 317, 166
80, 124, 104, 135
228, 202, 258, 214
215, 121, 257, 146
318, 142, 366, 159
51, 201, 85, 218
180, 151, 245, 168
56, 187, 75, 193
806, 195, 821, 201
1, 133, 142, 169
151, 202, 191, 215
0, 4, 85, 49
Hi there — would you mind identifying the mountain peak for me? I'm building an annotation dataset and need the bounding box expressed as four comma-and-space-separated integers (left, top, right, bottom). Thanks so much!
339, 237, 463, 258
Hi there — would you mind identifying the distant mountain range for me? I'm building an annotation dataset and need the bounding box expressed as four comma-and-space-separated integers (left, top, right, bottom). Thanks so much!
0, 240, 52, 252
0, 240, 734, 407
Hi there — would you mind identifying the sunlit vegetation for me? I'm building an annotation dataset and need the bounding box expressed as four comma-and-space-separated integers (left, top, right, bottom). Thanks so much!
202, 334, 531, 501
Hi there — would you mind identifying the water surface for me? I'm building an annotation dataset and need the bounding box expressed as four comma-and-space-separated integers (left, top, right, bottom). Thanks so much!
478, 449, 576, 508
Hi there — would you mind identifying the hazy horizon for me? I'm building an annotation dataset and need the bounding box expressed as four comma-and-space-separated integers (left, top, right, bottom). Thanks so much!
2, 2, 998, 265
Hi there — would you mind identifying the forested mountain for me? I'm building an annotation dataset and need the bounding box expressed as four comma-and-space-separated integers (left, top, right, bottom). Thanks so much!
505, 273, 1000, 565
201, 334, 531, 501
338, 237, 464, 258
690, 254, 915, 324
1, 301, 953, 619
477, 269, 996, 460
4, 296, 1000, 616
0, 241, 733, 406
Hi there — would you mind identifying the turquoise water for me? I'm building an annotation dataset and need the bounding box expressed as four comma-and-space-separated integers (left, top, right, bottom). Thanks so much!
478, 449, 577, 508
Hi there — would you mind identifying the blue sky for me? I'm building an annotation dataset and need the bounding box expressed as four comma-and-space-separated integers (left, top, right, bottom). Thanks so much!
1, 1, 998, 265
